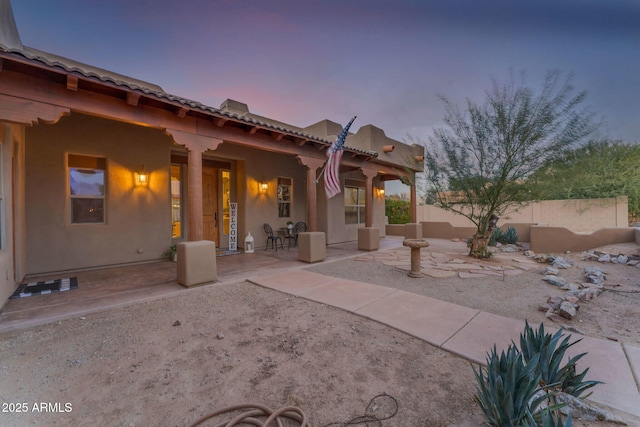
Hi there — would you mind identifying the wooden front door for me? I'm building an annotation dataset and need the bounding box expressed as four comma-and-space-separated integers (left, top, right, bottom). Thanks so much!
202, 166, 219, 244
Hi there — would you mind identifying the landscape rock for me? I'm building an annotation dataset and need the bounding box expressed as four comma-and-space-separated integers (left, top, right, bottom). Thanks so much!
559, 301, 578, 319
556, 392, 628, 424
552, 256, 573, 269
542, 275, 566, 287
561, 282, 581, 291
565, 295, 580, 305
584, 267, 606, 285
543, 266, 559, 275
546, 296, 564, 311
523, 250, 535, 257
617, 255, 628, 264
597, 254, 611, 263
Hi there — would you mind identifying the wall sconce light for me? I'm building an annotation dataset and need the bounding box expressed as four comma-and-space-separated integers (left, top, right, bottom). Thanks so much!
135, 165, 149, 186
383, 145, 395, 153
259, 181, 268, 193
377, 187, 385, 197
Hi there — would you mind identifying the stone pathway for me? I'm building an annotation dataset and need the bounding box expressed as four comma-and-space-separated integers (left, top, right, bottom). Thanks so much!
354, 249, 539, 279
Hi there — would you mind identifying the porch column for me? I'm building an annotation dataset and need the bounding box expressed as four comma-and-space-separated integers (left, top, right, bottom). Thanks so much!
296, 155, 325, 232
166, 129, 223, 241
410, 181, 417, 223
187, 147, 204, 240
361, 167, 378, 228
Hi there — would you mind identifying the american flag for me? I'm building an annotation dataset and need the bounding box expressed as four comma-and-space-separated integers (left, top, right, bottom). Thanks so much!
325, 116, 356, 198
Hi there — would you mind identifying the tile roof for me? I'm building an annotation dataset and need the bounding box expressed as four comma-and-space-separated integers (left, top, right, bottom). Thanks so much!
0, 44, 378, 159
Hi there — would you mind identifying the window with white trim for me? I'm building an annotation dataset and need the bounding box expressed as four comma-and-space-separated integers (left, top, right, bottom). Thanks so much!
344, 180, 366, 224
68, 154, 106, 224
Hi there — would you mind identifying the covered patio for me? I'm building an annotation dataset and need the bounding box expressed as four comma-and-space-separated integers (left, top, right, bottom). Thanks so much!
0, 237, 405, 333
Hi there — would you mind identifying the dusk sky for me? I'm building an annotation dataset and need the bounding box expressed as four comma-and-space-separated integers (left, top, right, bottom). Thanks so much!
11, 0, 640, 147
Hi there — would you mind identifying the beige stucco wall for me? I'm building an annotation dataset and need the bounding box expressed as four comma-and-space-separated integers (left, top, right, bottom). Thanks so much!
25, 114, 172, 274
210, 143, 308, 249
324, 170, 386, 245
530, 226, 636, 253
417, 197, 629, 232
0, 123, 25, 302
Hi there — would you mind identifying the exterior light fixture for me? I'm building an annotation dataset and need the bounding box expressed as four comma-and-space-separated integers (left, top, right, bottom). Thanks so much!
136, 165, 149, 186
259, 181, 268, 193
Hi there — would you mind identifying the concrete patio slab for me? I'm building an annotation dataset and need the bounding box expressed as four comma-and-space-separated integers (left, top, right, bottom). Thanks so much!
295, 278, 397, 312
572, 336, 640, 417
356, 290, 479, 346
441, 311, 528, 364
247, 270, 336, 295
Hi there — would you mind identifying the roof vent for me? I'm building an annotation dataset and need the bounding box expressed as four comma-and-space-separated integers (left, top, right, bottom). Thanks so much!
219, 99, 249, 115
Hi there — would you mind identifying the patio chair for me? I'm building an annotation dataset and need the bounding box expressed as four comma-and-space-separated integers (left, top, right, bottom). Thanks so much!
263, 223, 284, 251
293, 221, 308, 247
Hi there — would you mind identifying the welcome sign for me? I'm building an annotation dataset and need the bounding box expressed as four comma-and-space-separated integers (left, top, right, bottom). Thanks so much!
229, 202, 237, 251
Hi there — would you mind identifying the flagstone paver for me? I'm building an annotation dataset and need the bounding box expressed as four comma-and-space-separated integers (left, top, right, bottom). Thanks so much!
356, 248, 548, 280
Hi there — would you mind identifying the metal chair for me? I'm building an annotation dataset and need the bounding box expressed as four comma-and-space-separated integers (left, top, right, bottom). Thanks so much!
293, 221, 308, 247
263, 223, 284, 251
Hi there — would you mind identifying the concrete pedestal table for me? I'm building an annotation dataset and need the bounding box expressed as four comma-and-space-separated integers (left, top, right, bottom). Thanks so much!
403, 239, 430, 278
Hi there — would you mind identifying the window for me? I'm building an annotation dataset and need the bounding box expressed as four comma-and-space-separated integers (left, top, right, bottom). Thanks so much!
69, 154, 105, 224
171, 164, 182, 238
222, 170, 231, 235
277, 177, 292, 218
344, 181, 366, 224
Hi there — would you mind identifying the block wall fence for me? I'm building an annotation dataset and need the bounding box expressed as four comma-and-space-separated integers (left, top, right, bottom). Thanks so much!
385, 196, 638, 253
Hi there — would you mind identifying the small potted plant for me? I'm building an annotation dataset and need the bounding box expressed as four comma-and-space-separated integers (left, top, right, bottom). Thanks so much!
286, 220, 294, 230
163, 244, 177, 262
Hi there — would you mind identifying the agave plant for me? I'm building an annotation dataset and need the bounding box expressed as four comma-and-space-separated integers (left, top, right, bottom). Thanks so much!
473, 344, 549, 426
503, 226, 518, 244
489, 228, 505, 246
538, 407, 573, 427
518, 322, 601, 398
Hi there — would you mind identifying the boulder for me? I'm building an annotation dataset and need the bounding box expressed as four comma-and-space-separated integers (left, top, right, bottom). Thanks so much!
542, 275, 566, 287
552, 256, 573, 269
559, 301, 578, 319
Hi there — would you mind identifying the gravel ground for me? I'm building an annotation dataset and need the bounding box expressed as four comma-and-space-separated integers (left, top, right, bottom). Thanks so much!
0, 239, 638, 426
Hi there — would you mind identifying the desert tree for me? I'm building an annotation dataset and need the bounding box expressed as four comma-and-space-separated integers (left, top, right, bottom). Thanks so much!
425, 69, 598, 257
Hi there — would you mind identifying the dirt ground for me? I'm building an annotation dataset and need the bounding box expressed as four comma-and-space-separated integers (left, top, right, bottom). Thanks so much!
0, 241, 638, 426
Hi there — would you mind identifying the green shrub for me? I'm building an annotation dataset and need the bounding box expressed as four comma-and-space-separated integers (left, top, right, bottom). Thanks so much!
385, 199, 411, 224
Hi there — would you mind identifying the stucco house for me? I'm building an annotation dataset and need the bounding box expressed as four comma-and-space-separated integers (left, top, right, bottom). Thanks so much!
0, 0, 423, 303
